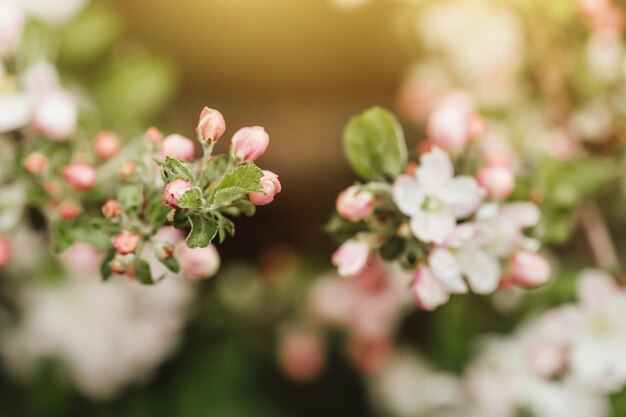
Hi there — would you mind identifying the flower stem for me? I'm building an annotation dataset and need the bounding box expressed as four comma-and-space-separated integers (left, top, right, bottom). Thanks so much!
579, 201, 624, 281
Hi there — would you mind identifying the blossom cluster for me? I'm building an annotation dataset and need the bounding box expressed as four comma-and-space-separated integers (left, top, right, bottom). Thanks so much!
328, 105, 550, 310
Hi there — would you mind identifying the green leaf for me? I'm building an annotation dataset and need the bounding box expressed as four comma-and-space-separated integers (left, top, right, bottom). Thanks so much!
343, 106, 407, 180
160, 256, 180, 273
172, 209, 189, 229
161, 157, 194, 183
200, 154, 229, 188
118, 184, 143, 214
220, 198, 256, 217
144, 196, 171, 227
217, 215, 235, 243
212, 186, 248, 208
100, 249, 116, 281
212, 164, 262, 195
134, 259, 154, 285
177, 187, 204, 209
186, 214, 218, 248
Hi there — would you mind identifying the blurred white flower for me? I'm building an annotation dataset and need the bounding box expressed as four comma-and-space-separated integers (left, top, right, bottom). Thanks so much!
20, 0, 87, 26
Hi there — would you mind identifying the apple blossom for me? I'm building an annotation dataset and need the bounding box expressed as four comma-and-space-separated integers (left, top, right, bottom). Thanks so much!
113, 231, 140, 255
392, 147, 485, 244
476, 165, 515, 200
163, 179, 193, 209
23, 152, 48, 174
509, 251, 551, 288
526, 340, 567, 378
63, 162, 97, 191
159, 134, 195, 162
0, 2, 24, 56
146, 127, 163, 143
412, 265, 450, 311
332, 239, 370, 277
175, 242, 220, 279
94, 132, 121, 161
101, 199, 121, 219
336, 186, 375, 222
197, 107, 226, 144
278, 327, 326, 382
231, 126, 270, 161
119, 161, 137, 181
32, 91, 78, 140
249, 170, 281, 206
0, 237, 12, 268
427, 94, 474, 153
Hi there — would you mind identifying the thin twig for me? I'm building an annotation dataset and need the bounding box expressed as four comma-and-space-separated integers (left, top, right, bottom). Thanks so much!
579, 201, 624, 280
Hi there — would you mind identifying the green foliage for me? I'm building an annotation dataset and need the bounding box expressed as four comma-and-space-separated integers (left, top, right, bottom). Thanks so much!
134, 259, 155, 285
186, 214, 218, 248
343, 107, 407, 181
162, 157, 194, 183
118, 184, 143, 215
177, 187, 204, 209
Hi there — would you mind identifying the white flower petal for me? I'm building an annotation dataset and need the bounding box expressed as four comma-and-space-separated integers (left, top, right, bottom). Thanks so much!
444, 176, 485, 218
429, 248, 468, 293
412, 265, 450, 311
0, 93, 31, 133
392, 175, 424, 217
456, 246, 500, 294
499, 202, 540, 228
417, 147, 453, 188
332, 240, 370, 277
410, 210, 456, 244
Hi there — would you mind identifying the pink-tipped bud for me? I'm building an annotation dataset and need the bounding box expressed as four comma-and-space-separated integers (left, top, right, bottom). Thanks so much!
176, 242, 220, 279
94, 132, 121, 161
24, 152, 48, 174
427, 94, 473, 153
412, 265, 450, 311
197, 107, 226, 144
43, 181, 61, 199
63, 162, 97, 192
476, 165, 515, 200
163, 179, 193, 209
58, 201, 81, 221
113, 231, 140, 255
467, 113, 488, 140
152, 240, 174, 261
119, 161, 137, 181
249, 170, 281, 206
278, 328, 326, 382
336, 185, 375, 222
160, 134, 195, 162
109, 253, 136, 276
102, 199, 121, 219
331, 239, 369, 277
0, 237, 12, 268
32, 91, 78, 140
146, 127, 163, 143
526, 341, 567, 378
509, 251, 551, 288
231, 126, 270, 161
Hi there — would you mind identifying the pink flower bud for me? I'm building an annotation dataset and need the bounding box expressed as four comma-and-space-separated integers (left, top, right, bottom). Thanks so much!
509, 251, 551, 288
113, 231, 140, 255
160, 134, 195, 162
119, 161, 137, 181
526, 341, 566, 378
412, 265, 450, 311
24, 152, 48, 173
176, 242, 220, 279
58, 201, 82, 221
152, 240, 174, 260
476, 165, 515, 200
278, 328, 326, 382
32, 91, 78, 140
0, 237, 12, 268
336, 186, 375, 222
163, 179, 193, 209
349, 335, 391, 375
197, 107, 226, 144
146, 127, 163, 143
427, 94, 473, 153
102, 199, 121, 219
0, 3, 24, 56
467, 113, 488, 140
249, 170, 281, 206
332, 239, 370, 277
231, 126, 270, 161
94, 131, 121, 161
63, 162, 97, 191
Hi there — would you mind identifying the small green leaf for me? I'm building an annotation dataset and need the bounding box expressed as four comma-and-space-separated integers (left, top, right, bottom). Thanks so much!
220, 198, 256, 217
186, 214, 218, 248
217, 215, 235, 243
200, 154, 229, 188
172, 209, 189, 229
212, 186, 248, 208
212, 164, 262, 195
160, 256, 180, 273
177, 187, 204, 209
118, 184, 143, 214
343, 106, 407, 180
161, 157, 194, 183
144, 196, 171, 227
134, 259, 154, 285
100, 249, 116, 281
